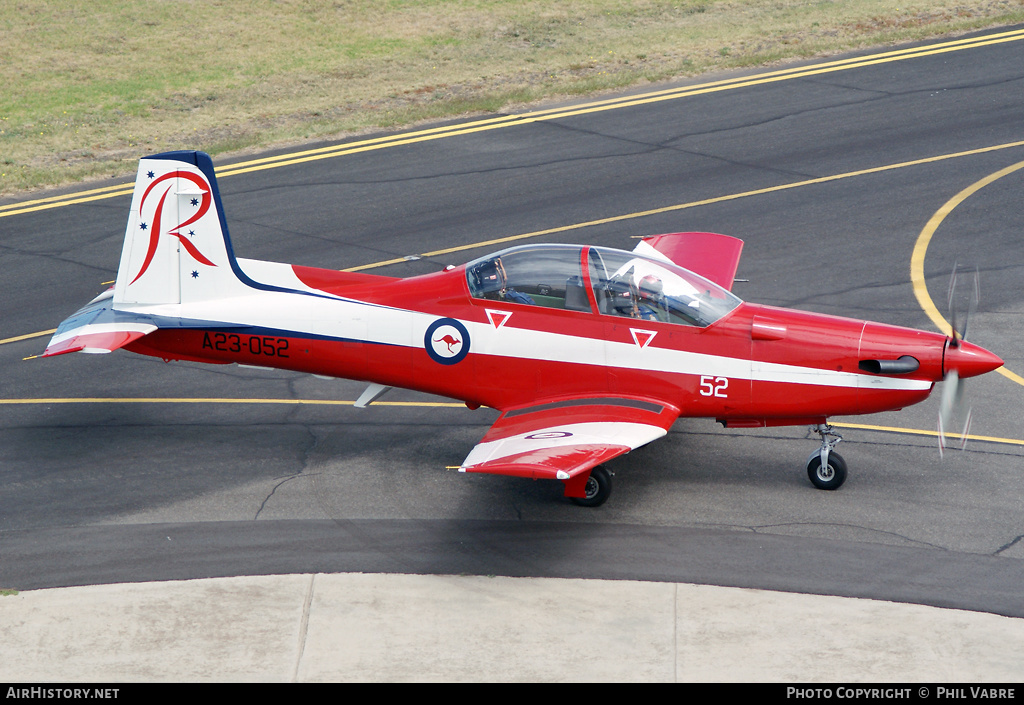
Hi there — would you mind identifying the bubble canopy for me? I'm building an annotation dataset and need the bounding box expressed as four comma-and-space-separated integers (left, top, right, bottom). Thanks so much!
465, 244, 742, 327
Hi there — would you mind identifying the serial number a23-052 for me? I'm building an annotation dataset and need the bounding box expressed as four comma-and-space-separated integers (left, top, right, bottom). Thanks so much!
202, 332, 290, 358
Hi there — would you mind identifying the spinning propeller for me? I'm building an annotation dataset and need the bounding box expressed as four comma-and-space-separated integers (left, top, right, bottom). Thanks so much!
938, 264, 980, 456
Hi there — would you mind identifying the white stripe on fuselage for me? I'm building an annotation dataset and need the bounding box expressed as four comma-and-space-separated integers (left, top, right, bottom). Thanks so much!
118, 279, 931, 393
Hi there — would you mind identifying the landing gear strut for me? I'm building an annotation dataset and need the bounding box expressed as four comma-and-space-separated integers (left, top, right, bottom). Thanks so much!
806, 424, 847, 490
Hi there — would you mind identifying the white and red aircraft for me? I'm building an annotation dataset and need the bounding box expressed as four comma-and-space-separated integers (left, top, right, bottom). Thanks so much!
44, 151, 1003, 505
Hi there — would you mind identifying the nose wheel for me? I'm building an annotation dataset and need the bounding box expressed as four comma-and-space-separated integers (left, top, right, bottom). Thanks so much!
806, 424, 847, 490
806, 452, 847, 490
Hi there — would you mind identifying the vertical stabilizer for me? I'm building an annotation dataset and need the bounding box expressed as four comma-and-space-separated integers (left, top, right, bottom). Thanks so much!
114, 151, 247, 307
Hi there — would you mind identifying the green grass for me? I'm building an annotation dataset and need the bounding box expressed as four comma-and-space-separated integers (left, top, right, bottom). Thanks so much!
2, 0, 1023, 194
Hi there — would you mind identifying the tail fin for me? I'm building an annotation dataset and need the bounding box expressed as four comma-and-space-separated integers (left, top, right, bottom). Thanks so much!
44, 152, 247, 357
113, 151, 248, 307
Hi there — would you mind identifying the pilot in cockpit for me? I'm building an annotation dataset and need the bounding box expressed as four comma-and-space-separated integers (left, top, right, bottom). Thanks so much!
471, 257, 534, 305
607, 266, 665, 321
634, 274, 667, 321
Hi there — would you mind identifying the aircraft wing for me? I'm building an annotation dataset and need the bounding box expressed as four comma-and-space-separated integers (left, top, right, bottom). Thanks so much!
633, 232, 744, 291
43, 288, 156, 357
459, 397, 679, 484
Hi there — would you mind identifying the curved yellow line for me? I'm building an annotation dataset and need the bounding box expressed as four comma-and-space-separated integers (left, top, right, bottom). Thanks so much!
910, 160, 1024, 386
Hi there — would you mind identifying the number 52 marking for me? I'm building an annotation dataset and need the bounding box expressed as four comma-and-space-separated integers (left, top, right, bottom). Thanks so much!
699, 375, 729, 398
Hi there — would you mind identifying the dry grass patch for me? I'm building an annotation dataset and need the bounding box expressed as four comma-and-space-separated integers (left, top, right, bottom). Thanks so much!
2, 0, 1023, 194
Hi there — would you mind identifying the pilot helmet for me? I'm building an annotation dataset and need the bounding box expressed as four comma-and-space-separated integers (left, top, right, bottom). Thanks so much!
475, 258, 506, 294
638, 274, 664, 298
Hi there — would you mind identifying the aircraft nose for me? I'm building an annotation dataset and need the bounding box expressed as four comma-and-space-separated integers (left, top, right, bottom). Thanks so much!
944, 340, 1004, 379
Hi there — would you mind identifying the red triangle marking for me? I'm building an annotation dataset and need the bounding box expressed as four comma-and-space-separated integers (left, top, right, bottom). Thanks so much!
486, 309, 512, 329
630, 328, 657, 348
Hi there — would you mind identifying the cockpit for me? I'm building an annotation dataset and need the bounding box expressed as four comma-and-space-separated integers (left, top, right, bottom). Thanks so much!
465, 244, 742, 327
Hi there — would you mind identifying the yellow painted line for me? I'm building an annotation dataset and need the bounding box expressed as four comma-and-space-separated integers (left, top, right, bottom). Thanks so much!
833, 421, 1024, 448
0, 184, 136, 218
144, 28, 1024, 181
1, 396, 1019, 447
0, 181, 133, 213
345, 138, 1024, 271
168, 31, 1024, 183
0, 328, 55, 345
4, 27, 1024, 220
192, 28, 1024, 178
910, 159, 1024, 387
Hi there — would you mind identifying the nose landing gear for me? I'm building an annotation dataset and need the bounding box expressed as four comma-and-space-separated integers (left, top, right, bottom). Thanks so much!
806, 424, 847, 490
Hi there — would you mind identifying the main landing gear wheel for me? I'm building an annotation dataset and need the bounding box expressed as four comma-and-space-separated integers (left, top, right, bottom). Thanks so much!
806, 452, 848, 491
571, 465, 612, 507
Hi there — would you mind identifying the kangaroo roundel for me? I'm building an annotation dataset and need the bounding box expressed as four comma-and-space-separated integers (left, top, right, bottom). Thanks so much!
425, 318, 470, 365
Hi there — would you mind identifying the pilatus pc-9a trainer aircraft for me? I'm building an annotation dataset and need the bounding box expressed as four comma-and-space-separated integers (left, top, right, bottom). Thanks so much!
45, 151, 1003, 506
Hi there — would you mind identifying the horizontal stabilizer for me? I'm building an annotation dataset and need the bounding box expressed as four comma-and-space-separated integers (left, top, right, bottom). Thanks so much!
43, 289, 156, 357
